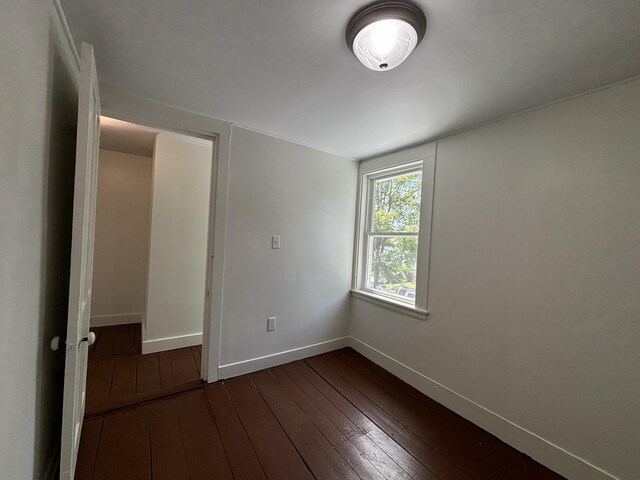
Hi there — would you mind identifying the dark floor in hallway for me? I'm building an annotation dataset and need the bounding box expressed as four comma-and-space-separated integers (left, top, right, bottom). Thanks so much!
86, 323, 203, 416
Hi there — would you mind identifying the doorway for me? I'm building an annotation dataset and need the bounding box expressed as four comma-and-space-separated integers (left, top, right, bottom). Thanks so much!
85, 117, 215, 415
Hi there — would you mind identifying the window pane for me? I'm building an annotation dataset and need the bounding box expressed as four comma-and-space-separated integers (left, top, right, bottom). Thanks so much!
372, 170, 422, 233
366, 235, 418, 302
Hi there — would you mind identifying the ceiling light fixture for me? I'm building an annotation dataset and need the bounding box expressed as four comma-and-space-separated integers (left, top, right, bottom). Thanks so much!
346, 1, 427, 72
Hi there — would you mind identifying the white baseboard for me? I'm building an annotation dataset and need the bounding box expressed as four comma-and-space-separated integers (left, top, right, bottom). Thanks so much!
218, 336, 349, 379
142, 332, 202, 354
348, 337, 618, 480
90, 312, 143, 327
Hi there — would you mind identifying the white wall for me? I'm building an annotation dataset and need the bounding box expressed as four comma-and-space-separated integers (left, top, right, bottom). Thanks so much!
91, 149, 152, 326
350, 78, 640, 480
144, 134, 212, 353
92, 66, 638, 479
0, 1, 78, 478
218, 126, 357, 376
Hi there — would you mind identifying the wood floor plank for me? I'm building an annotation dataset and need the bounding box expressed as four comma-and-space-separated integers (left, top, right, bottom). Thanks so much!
338, 348, 477, 426
109, 353, 138, 401
92, 408, 150, 480
85, 381, 204, 419
136, 353, 161, 395
280, 363, 414, 480
87, 325, 208, 413
175, 389, 234, 480
322, 351, 508, 480
272, 365, 407, 480
224, 376, 314, 480
158, 351, 175, 388
191, 346, 202, 375
113, 323, 136, 354
336, 348, 564, 480
144, 398, 190, 480
306, 356, 463, 480
250, 369, 361, 480
91, 325, 117, 357
170, 347, 200, 385
291, 360, 438, 480
86, 355, 116, 408
308, 355, 470, 480
75, 418, 103, 480
79, 352, 564, 480
205, 383, 267, 480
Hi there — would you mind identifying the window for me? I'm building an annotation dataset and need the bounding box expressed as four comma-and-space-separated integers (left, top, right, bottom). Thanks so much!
353, 144, 435, 318
365, 168, 422, 304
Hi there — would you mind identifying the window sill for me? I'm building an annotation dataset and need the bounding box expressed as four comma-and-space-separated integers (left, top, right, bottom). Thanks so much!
350, 289, 429, 320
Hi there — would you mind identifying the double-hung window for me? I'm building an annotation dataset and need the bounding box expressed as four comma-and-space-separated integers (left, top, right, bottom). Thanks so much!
364, 166, 422, 302
353, 144, 435, 318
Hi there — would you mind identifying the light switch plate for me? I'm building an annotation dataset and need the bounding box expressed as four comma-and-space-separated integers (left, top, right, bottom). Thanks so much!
272, 235, 280, 249
267, 316, 276, 331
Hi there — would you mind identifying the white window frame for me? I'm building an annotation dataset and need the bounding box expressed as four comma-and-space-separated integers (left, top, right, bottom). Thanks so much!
352, 143, 436, 320
361, 163, 423, 305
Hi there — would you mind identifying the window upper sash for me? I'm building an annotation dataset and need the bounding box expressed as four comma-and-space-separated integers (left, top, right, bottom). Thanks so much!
367, 167, 423, 235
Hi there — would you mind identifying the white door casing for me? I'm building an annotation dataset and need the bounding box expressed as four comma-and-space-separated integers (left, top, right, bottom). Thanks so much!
59, 42, 101, 480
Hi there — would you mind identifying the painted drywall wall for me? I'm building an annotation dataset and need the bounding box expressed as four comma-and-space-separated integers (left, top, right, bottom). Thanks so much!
350, 78, 640, 480
0, 1, 78, 478
91, 149, 152, 326
144, 134, 212, 353
218, 126, 357, 373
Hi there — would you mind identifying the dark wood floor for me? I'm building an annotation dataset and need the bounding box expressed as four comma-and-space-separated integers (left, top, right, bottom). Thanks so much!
87, 324, 203, 415
77, 347, 564, 479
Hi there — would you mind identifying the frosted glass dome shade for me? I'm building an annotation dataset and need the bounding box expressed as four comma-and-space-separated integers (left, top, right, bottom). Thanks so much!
352, 18, 418, 71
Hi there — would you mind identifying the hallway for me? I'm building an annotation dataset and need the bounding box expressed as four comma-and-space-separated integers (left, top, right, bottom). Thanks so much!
86, 324, 203, 416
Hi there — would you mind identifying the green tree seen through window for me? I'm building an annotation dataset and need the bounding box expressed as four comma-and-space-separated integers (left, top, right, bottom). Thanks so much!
367, 170, 422, 299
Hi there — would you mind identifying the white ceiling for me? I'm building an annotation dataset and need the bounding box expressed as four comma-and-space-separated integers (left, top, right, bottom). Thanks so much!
100, 117, 214, 157
62, 0, 640, 159
100, 117, 157, 157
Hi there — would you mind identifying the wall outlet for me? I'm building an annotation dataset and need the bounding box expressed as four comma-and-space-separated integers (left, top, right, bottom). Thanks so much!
272, 235, 280, 249
267, 316, 276, 332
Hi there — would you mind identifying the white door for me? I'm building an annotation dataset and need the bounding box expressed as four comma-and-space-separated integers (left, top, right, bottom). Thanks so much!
60, 42, 101, 480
